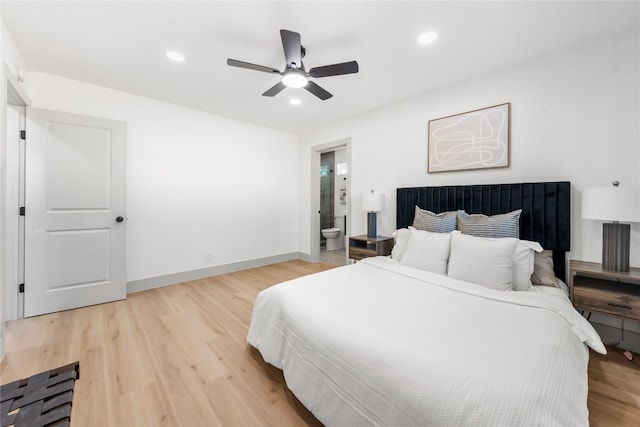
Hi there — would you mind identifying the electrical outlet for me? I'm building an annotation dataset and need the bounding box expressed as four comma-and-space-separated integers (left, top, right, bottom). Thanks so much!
205, 251, 213, 263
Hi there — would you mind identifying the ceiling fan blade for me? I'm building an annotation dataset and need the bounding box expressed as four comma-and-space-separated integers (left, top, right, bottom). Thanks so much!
227, 58, 280, 74
280, 29, 302, 68
262, 81, 286, 97
308, 61, 359, 78
304, 81, 333, 100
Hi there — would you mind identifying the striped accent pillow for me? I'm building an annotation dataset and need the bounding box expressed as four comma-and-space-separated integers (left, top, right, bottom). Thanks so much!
457, 209, 522, 238
412, 206, 457, 233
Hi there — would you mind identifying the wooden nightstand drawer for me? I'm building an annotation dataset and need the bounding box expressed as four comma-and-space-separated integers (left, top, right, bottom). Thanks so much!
573, 287, 640, 322
569, 260, 640, 322
348, 235, 394, 261
348, 247, 376, 260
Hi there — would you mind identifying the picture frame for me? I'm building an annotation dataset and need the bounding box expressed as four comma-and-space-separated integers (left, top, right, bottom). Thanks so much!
428, 103, 510, 173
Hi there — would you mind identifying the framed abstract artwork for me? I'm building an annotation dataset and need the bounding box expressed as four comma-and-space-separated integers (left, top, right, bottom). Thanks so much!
428, 103, 510, 173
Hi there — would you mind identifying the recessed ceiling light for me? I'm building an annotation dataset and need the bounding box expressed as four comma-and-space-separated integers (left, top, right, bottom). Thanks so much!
290, 98, 302, 106
417, 32, 438, 44
166, 51, 184, 61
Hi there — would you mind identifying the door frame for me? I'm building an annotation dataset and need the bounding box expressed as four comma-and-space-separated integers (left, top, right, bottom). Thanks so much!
309, 138, 351, 262
2, 63, 30, 324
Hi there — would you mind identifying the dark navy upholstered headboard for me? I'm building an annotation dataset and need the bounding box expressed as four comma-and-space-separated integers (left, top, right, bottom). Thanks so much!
396, 182, 571, 280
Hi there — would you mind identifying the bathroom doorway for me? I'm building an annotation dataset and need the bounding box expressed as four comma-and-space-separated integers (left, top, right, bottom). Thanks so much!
318, 146, 349, 266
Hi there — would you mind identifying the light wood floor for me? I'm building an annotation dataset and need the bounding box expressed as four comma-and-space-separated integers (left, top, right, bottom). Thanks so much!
1, 260, 639, 426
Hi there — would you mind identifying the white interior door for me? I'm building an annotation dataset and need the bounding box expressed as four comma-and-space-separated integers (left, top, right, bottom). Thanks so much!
24, 108, 126, 317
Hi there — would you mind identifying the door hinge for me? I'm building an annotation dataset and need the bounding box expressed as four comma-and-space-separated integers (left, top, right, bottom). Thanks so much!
19, 283, 24, 293
19, 207, 25, 216
20, 130, 26, 140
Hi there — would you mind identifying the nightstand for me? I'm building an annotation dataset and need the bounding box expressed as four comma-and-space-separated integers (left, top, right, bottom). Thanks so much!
569, 260, 640, 322
348, 235, 394, 261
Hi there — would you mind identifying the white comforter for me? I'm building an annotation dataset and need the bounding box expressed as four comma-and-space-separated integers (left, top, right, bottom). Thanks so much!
247, 257, 605, 426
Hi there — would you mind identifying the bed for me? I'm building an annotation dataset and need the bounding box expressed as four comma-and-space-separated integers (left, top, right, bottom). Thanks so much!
247, 182, 605, 426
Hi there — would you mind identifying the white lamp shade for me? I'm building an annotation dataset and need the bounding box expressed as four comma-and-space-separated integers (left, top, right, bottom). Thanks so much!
582, 186, 640, 222
361, 192, 385, 212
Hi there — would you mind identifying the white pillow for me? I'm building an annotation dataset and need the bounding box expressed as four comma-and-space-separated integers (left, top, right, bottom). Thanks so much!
391, 228, 410, 261
447, 231, 518, 291
399, 227, 451, 274
444, 232, 541, 291
512, 240, 543, 291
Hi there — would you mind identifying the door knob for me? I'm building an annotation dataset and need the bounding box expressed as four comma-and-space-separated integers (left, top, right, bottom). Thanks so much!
115, 216, 124, 223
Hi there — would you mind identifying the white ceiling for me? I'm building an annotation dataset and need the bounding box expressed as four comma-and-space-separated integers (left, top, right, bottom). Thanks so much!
2, 1, 638, 133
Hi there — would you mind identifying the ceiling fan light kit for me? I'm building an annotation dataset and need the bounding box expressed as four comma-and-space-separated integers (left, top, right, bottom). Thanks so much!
227, 29, 359, 100
282, 70, 308, 88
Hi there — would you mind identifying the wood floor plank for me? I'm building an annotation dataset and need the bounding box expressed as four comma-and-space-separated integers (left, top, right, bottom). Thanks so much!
1, 260, 638, 426
160, 311, 227, 383
69, 303, 104, 353
70, 344, 108, 427
205, 334, 317, 427
148, 338, 222, 426
588, 347, 640, 426
203, 375, 266, 426
118, 383, 175, 427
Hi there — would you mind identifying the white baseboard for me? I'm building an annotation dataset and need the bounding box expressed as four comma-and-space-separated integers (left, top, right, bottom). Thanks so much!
297, 252, 313, 262
127, 252, 307, 294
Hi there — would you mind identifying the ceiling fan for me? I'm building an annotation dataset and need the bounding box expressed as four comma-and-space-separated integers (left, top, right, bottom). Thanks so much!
227, 29, 359, 101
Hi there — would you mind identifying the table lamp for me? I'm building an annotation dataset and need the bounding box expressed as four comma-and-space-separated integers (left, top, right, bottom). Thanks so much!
361, 190, 384, 238
582, 182, 640, 271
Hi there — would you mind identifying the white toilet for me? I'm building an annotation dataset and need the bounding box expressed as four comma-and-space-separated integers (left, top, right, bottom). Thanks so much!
322, 216, 345, 251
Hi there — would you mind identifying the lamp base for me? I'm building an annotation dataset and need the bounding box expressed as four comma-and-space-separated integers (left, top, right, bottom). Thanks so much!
602, 222, 630, 272
367, 212, 377, 238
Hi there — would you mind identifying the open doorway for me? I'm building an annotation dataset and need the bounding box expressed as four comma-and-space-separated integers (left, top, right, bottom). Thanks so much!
311, 139, 351, 266
319, 148, 348, 266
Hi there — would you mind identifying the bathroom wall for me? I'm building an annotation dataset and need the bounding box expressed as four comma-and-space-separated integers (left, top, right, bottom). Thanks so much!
334, 148, 348, 230
319, 151, 335, 242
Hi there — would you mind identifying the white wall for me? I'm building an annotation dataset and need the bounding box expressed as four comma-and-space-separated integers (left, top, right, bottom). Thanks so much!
1, 23, 27, 89
1, 11, 5, 361
27, 72, 300, 282
299, 30, 639, 265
